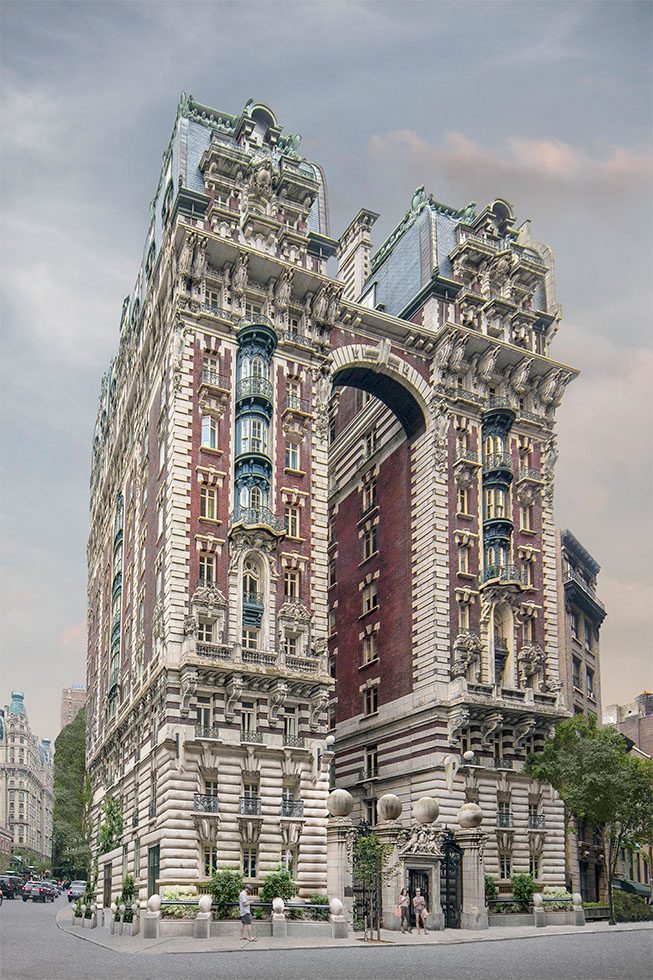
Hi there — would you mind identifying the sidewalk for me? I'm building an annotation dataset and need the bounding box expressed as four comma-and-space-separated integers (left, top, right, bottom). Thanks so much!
55, 909, 653, 957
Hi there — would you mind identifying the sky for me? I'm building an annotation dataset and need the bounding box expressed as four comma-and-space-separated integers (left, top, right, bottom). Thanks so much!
1, 0, 651, 742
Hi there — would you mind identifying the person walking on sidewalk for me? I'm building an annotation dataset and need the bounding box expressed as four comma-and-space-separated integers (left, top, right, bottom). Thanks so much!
239, 885, 256, 942
398, 887, 412, 934
412, 887, 428, 934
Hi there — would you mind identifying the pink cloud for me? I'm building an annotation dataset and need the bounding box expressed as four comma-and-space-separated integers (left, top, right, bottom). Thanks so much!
60, 622, 85, 650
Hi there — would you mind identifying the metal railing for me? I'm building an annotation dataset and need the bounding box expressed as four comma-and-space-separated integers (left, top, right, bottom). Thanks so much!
194, 793, 219, 814
528, 814, 546, 829
195, 724, 221, 739
279, 331, 321, 350
494, 758, 514, 770
281, 799, 305, 818
482, 564, 523, 585
229, 506, 285, 533
200, 302, 239, 323
242, 590, 264, 606
517, 466, 541, 482
359, 767, 379, 780
455, 448, 479, 464
483, 452, 513, 473
235, 376, 274, 403
201, 368, 230, 390
496, 811, 514, 827
239, 796, 262, 816
238, 313, 274, 330
485, 396, 515, 412
195, 643, 232, 661
240, 729, 264, 743
283, 735, 306, 748
519, 408, 547, 424
284, 395, 311, 414
563, 568, 606, 611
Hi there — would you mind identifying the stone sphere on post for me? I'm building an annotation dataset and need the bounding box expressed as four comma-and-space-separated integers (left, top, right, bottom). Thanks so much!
377, 793, 402, 823
413, 796, 440, 825
533, 893, 543, 908
572, 893, 582, 908
329, 897, 344, 916
327, 788, 354, 818
110, 902, 117, 913
457, 802, 483, 829
198, 894, 212, 914
272, 897, 285, 914
463, 750, 475, 764
147, 894, 162, 913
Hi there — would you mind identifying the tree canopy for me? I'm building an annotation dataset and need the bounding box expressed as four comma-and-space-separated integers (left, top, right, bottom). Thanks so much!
52, 708, 91, 877
525, 714, 653, 923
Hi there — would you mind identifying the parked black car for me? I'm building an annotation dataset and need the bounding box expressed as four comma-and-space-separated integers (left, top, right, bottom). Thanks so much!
0, 876, 19, 899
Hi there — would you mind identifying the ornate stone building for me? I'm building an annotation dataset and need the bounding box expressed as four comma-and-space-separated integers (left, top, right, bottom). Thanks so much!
0, 692, 54, 864
87, 94, 578, 908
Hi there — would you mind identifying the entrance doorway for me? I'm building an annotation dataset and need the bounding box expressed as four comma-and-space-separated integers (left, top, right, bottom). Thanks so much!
440, 836, 462, 928
408, 869, 430, 928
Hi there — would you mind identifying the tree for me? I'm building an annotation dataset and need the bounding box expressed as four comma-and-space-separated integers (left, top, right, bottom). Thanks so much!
97, 794, 124, 855
352, 831, 396, 941
525, 715, 653, 924
52, 709, 90, 878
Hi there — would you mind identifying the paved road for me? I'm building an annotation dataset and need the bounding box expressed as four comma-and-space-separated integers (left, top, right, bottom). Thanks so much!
1, 893, 652, 980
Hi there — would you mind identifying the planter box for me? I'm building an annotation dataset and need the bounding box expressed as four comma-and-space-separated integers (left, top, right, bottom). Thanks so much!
488, 913, 534, 927
585, 907, 609, 921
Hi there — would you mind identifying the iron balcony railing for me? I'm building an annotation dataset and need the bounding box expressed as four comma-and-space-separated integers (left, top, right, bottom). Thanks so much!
494, 758, 514, 770
528, 814, 546, 829
563, 568, 606, 612
229, 506, 285, 533
279, 331, 320, 350
496, 811, 514, 827
485, 396, 515, 411
194, 793, 219, 814
238, 313, 274, 331
517, 466, 541, 482
455, 448, 479, 464
281, 799, 304, 818
201, 368, 230, 390
359, 766, 379, 780
283, 734, 305, 748
239, 796, 262, 816
200, 302, 239, 323
195, 724, 221, 739
284, 395, 311, 414
482, 451, 513, 474
235, 376, 274, 403
519, 408, 547, 424
240, 729, 264, 744
243, 590, 263, 606
482, 564, 523, 585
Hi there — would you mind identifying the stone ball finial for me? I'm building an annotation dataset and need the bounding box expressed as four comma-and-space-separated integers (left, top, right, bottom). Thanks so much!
533, 893, 543, 908
147, 894, 162, 912
325, 734, 335, 749
463, 750, 475, 763
329, 897, 343, 916
198, 894, 212, 914
457, 802, 483, 829
272, 897, 285, 914
377, 793, 402, 823
572, 893, 582, 908
413, 796, 440, 825
327, 788, 354, 818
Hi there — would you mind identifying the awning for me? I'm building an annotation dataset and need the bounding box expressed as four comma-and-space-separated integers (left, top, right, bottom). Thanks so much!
614, 878, 652, 898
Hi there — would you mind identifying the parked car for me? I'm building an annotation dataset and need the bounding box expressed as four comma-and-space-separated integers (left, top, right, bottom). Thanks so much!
0, 876, 19, 899
67, 881, 87, 903
22, 881, 50, 903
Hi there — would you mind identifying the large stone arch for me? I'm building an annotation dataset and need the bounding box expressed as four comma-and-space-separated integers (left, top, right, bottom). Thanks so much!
327, 344, 431, 439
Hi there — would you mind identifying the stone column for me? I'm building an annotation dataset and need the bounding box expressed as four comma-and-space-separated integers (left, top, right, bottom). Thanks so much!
326, 789, 355, 923
374, 823, 402, 930
456, 829, 489, 930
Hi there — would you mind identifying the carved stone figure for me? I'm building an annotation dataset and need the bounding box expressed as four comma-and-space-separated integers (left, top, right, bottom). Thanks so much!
224, 675, 243, 723
517, 643, 546, 687
451, 631, 482, 680
180, 667, 198, 719
397, 824, 443, 857
268, 681, 289, 724
309, 689, 329, 731
232, 253, 249, 296
274, 269, 293, 310
480, 711, 504, 746
448, 706, 470, 746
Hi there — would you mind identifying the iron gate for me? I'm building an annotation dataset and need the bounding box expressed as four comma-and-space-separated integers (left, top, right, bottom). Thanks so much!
440, 834, 462, 928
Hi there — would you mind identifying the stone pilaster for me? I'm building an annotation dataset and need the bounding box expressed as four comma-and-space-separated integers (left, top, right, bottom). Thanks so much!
456, 829, 489, 930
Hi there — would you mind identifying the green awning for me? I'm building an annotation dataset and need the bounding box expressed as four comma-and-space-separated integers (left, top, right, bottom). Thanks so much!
614, 878, 652, 898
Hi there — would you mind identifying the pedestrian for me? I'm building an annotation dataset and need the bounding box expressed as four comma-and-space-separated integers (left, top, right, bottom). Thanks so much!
398, 887, 411, 933
239, 885, 256, 942
412, 887, 428, 934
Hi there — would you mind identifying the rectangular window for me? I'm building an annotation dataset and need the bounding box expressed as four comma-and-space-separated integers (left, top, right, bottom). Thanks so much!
250, 418, 265, 453
362, 582, 378, 614
283, 710, 297, 739
157, 502, 164, 539
584, 622, 592, 651
571, 611, 579, 639
522, 560, 534, 587
362, 525, 378, 561
457, 545, 469, 574
572, 657, 581, 689
499, 855, 512, 879
520, 504, 534, 531
197, 704, 212, 729
365, 430, 377, 457
200, 485, 218, 520
197, 621, 213, 643
286, 380, 301, 407
586, 667, 595, 698
285, 442, 300, 471
203, 847, 218, 878
199, 553, 215, 585
362, 478, 377, 513
528, 855, 540, 879
458, 603, 470, 631
242, 628, 259, 650
201, 415, 218, 449
158, 435, 165, 473
284, 634, 299, 657
328, 609, 337, 635
365, 746, 378, 777
362, 633, 377, 664
241, 701, 256, 733
364, 798, 378, 826
457, 487, 469, 515
285, 506, 300, 538
485, 487, 508, 519
522, 617, 535, 643
364, 685, 379, 716
284, 568, 300, 599
243, 847, 257, 878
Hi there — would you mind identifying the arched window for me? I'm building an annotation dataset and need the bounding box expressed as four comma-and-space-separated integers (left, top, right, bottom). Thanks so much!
250, 486, 262, 511
243, 559, 261, 601
250, 355, 267, 379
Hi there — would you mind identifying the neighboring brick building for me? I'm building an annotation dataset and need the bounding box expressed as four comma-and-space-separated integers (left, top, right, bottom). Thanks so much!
87, 94, 582, 910
604, 692, 653, 760
60, 685, 86, 731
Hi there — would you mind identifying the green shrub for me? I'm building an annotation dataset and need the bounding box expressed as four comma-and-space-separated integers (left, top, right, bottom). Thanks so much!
208, 869, 243, 920
304, 894, 329, 921
485, 875, 498, 902
511, 873, 537, 911
541, 885, 573, 911
74, 897, 83, 918
260, 868, 297, 904
160, 885, 196, 918
613, 891, 653, 922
